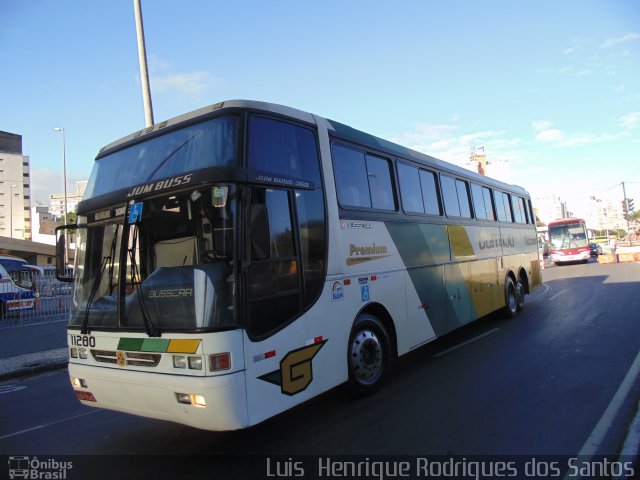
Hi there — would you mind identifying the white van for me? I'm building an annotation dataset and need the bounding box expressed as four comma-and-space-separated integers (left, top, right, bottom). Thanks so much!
0, 262, 36, 315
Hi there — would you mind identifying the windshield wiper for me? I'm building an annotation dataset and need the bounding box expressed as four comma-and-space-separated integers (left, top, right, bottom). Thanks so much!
80, 256, 109, 335
81, 227, 119, 335
128, 225, 160, 337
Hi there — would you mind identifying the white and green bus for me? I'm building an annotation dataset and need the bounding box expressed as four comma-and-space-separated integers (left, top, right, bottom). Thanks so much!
58, 100, 541, 431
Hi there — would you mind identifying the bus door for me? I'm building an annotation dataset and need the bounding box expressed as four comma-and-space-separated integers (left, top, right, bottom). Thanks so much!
242, 186, 311, 425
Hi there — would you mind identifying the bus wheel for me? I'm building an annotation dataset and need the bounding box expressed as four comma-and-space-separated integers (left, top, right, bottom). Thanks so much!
516, 279, 525, 312
504, 277, 518, 319
347, 314, 390, 395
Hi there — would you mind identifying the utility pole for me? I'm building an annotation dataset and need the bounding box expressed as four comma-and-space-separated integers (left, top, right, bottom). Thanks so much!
622, 181, 630, 234
134, 0, 154, 127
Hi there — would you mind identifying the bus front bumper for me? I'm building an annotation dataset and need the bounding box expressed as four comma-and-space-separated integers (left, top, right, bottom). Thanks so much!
68, 363, 249, 431
551, 251, 590, 263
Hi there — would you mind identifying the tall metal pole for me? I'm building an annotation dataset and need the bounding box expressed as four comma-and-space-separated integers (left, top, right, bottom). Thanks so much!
54, 128, 68, 226
134, 0, 154, 127
9, 184, 16, 238
54, 127, 69, 265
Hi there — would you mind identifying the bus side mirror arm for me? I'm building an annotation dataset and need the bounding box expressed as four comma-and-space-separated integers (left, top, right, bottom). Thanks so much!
55, 224, 79, 283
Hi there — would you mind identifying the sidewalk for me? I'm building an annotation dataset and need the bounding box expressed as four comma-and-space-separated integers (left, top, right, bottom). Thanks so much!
0, 317, 69, 381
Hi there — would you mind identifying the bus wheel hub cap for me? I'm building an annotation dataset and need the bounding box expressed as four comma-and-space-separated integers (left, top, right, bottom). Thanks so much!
350, 330, 382, 381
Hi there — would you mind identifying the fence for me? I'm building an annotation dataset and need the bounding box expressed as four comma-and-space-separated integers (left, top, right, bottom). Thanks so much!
0, 270, 72, 325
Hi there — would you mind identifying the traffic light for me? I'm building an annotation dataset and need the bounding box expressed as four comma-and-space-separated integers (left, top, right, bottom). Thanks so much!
628, 198, 635, 212
622, 199, 629, 214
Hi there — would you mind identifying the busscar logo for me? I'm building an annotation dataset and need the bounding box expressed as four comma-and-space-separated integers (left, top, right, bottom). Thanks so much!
258, 340, 328, 395
148, 288, 193, 298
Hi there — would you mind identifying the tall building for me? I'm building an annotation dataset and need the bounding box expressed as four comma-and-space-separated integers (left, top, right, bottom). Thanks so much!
30, 204, 57, 245
532, 194, 566, 224
49, 180, 87, 219
0, 131, 32, 240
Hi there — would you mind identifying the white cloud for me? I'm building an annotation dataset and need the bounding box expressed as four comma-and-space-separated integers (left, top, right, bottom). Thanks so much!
557, 66, 593, 76
600, 33, 640, 49
152, 71, 222, 96
536, 129, 566, 143
140, 55, 223, 97
619, 112, 640, 130
531, 118, 633, 148
532, 120, 554, 132
563, 39, 588, 56
387, 122, 522, 184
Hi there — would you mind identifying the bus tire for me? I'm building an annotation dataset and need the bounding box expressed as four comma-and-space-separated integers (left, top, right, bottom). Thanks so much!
504, 277, 518, 319
347, 314, 390, 396
516, 278, 525, 312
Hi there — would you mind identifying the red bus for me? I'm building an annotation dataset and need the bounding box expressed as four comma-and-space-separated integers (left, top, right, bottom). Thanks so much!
547, 218, 590, 264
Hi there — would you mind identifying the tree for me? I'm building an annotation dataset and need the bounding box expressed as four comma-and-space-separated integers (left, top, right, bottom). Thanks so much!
57, 212, 77, 225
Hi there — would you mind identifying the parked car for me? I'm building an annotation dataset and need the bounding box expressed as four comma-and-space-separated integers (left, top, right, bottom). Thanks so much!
589, 243, 603, 257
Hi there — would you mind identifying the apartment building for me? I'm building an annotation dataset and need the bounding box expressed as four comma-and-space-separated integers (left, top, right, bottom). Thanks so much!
0, 131, 32, 240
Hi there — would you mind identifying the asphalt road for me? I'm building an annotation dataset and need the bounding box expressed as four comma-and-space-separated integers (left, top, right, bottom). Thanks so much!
1, 261, 639, 478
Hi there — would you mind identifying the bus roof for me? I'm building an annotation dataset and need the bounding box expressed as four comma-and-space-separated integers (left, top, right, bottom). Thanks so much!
96, 99, 530, 197
547, 218, 586, 226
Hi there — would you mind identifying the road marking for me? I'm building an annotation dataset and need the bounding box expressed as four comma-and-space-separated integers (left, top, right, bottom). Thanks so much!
574, 345, 640, 458
535, 284, 550, 297
0, 410, 101, 440
433, 328, 499, 358
548, 289, 566, 301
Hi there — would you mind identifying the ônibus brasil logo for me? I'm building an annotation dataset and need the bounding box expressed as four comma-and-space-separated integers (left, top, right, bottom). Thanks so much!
8, 456, 72, 479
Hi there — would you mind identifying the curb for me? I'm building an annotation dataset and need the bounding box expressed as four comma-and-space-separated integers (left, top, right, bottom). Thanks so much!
0, 360, 68, 382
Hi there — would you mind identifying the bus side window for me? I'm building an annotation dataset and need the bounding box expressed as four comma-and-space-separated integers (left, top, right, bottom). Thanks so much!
332, 144, 372, 208
471, 183, 486, 220
398, 162, 424, 213
441, 175, 471, 218
482, 187, 495, 221
419, 169, 441, 215
527, 199, 535, 224
250, 203, 270, 261
494, 190, 508, 222
511, 196, 523, 223
502, 192, 514, 222
455, 179, 472, 218
365, 154, 395, 211
247, 188, 301, 338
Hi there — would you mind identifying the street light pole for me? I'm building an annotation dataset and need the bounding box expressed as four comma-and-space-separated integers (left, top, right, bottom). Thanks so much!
134, 0, 154, 127
9, 184, 16, 238
53, 127, 68, 226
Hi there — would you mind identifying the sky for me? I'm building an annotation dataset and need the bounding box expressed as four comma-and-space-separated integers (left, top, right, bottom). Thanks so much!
2, 0, 639, 216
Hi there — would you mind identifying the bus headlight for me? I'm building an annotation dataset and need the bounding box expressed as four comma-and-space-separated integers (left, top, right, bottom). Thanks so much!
173, 356, 187, 369
78, 348, 88, 359
188, 356, 203, 370
71, 377, 87, 388
175, 393, 207, 408
70, 348, 78, 358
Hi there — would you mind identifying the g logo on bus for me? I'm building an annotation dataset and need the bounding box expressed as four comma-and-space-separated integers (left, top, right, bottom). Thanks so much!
258, 340, 327, 396
116, 351, 126, 367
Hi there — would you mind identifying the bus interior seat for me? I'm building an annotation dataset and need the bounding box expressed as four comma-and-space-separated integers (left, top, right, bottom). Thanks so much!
153, 237, 196, 268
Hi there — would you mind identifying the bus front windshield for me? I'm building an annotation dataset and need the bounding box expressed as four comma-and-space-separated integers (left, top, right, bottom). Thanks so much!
549, 222, 588, 250
70, 185, 237, 332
